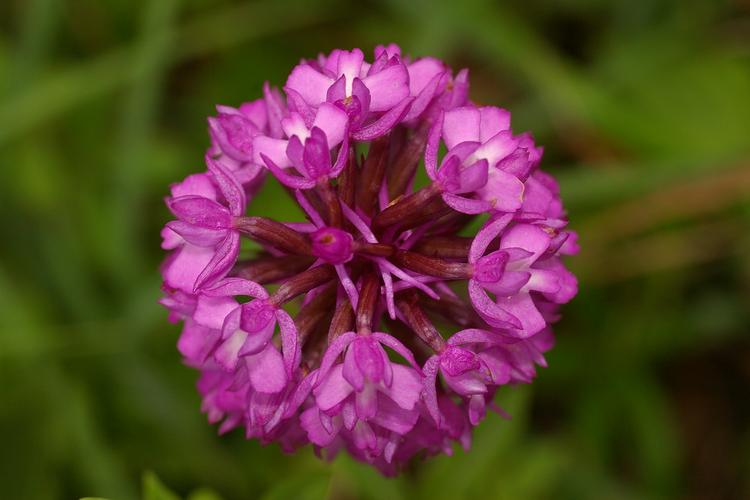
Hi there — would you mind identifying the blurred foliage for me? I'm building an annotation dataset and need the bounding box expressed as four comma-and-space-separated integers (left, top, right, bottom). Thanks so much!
0, 0, 749, 499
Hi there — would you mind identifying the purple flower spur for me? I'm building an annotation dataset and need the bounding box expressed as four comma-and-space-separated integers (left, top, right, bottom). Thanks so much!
159, 44, 578, 475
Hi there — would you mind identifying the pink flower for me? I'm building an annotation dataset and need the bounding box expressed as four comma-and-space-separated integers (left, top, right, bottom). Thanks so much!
468, 215, 574, 337
164, 158, 246, 291
159, 44, 578, 475
252, 103, 350, 189
302, 332, 422, 452
374, 43, 450, 122
285, 48, 414, 140
196, 278, 299, 387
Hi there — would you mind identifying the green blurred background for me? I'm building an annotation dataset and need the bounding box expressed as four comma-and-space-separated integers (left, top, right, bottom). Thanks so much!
1, 0, 749, 498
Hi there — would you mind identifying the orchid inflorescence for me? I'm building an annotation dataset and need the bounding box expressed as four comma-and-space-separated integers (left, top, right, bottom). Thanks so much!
159, 44, 578, 475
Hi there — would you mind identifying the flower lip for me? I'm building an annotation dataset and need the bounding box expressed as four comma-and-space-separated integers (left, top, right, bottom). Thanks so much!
440, 346, 481, 377
473, 251, 510, 283
239, 300, 275, 333
311, 227, 354, 264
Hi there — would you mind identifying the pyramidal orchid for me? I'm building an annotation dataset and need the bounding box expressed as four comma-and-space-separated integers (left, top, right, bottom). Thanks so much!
159, 44, 578, 475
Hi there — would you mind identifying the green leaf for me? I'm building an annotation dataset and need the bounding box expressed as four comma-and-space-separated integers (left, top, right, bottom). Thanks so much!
143, 471, 181, 500
186, 488, 224, 500
259, 470, 330, 500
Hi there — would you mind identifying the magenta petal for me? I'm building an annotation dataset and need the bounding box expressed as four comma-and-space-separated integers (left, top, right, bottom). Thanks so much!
380, 268, 396, 320
247, 345, 287, 394
285, 64, 333, 107
526, 268, 561, 294
371, 332, 420, 370
537, 259, 578, 303
253, 136, 291, 168
370, 393, 419, 434
283, 370, 317, 418
193, 295, 238, 330
355, 384, 378, 419
261, 153, 316, 189
350, 78, 372, 118
163, 243, 214, 292
351, 420, 377, 452
177, 320, 220, 366
237, 99, 268, 129
361, 63, 410, 112
193, 232, 240, 291
170, 172, 217, 199
314, 364, 354, 411
442, 193, 492, 215
209, 109, 256, 161
382, 365, 422, 410
301, 407, 341, 447
444, 140, 481, 164
218, 301, 241, 340
376, 258, 439, 299
479, 169, 524, 213
206, 157, 246, 214
481, 270, 531, 296
340, 202, 377, 242
285, 135, 306, 175
468, 279, 523, 329
473, 130, 519, 166
161, 226, 182, 250
445, 68, 470, 110
356, 338, 388, 383
214, 329, 247, 371
477, 349, 512, 385
473, 250, 509, 283
237, 310, 275, 356
341, 400, 357, 430
424, 112, 443, 180
303, 127, 332, 179
168, 196, 232, 229
275, 308, 300, 375
262, 82, 286, 138
478, 106, 511, 141
402, 69, 444, 122
408, 57, 445, 94
468, 394, 486, 425
440, 346, 481, 377
328, 124, 350, 177
498, 148, 532, 181
326, 75, 347, 102
282, 112, 312, 144
561, 231, 580, 256
203, 277, 269, 299
294, 189, 325, 226
443, 106, 481, 149
337, 49, 365, 87
456, 159, 489, 194
316, 331, 357, 384
443, 369, 487, 396
335, 264, 359, 311
447, 328, 506, 346
166, 221, 226, 247
312, 103, 348, 148
318, 409, 335, 436
498, 292, 546, 337
343, 343, 365, 391
351, 97, 413, 141
500, 224, 551, 264
422, 356, 441, 424
284, 86, 316, 128
468, 214, 513, 263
